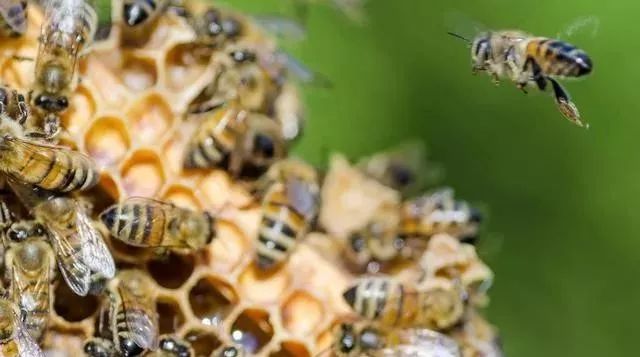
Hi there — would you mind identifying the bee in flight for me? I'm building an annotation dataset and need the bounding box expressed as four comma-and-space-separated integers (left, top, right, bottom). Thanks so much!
120, 0, 169, 45
253, 158, 320, 269
449, 29, 593, 127
99, 197, 216, 251
31, 0, 97, 139
0, 0, 27, 38
342, 276, 465, 331
4, 220, 56, 343
0, 296, 44, 357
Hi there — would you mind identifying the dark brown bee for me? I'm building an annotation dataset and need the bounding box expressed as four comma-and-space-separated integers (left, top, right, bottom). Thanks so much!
0, 0, 27, 38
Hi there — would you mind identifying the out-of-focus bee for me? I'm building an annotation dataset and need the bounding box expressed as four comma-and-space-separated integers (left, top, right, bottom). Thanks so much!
31, 0, 97, 139
145, 335, 193, 357
120, 0, 169, 45
84, 337, 116, 357
0, 116, 99, 193
4, 221, 55, 343
329, 322, 385, 357
99, 197, 215, 250
253, 158, 319, 269
0, 297, 44, 357
0, 0, 27, 38
184, 105, 286, 177
102, 270, 159, 356
8, 181, 115, 297
399, 188, 482, 244
342, 276, 465, 331
451, 29, 593, 127
214, 345, 245, 357
179, 1, 245, 51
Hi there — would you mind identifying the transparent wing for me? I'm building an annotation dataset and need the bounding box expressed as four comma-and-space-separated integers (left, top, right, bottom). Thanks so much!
253, 15, 306, 42
47, 227, 91, 296
119, 287, 159, 350
76, 208, 115, 279
273, 51, 333, 88
330, 0, 366, 22
385, 329, 461, 357
14, 310, 45, 357
0, 0, 27, 34
442, 10, 488, 44
556, 15, 599, 42
285, 178, 318, 220
10, 243, 51, 316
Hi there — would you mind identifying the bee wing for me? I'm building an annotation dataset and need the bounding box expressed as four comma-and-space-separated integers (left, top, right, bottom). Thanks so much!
10, 245, 51, 315
253, 15, 306, 42
285, 178, 318, 220
0, 0, 27, 35
76, 208, 115, 279
118, 287, 159, 350
273, 51, 333, 88
556, 15, 599, 42
442, 11, 488, 44
47, 227, 91, 296
13, 310, 45, 357
330, 0, 366, 22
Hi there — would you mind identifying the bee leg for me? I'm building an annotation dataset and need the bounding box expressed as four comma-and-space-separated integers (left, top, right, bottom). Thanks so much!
15, 94, 29, 126
547, 77, 586, 127
43, 114, 61, 140
530, 60, 547, 92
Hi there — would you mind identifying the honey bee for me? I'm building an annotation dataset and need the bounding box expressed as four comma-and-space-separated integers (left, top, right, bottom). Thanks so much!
184, 105, 286, 177
451, 29, 593, 127
146, 336, 193, 357
104, 270, 159, 356
180, 1, 244, 51
120, 0, 169, 44
31, 0, 97, 139
84, 337, 116, 357
399, 188, 482, 244
342, 276, 465, 331
0, 297, 44, 357
0, 0, 27, 38
254, 158, 319, 269
8, 181, 115, 297
0, 117, 99, 193
4, 221, 56, 343
329, 322, 385, 357
99, 197, 215, 250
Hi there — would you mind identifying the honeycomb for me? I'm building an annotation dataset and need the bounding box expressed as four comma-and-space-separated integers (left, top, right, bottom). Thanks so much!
0, 1, 500, 356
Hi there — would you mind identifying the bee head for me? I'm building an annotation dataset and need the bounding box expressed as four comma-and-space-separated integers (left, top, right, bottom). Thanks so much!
119, 337, 145, 357
203, 9, 223, 37
84, 338, 115, 357
336, 324, 357, 354
360, 327, 383, 351
123, 3, 149, 26
220, 346, 241, 357
159, 337, 192, 357
471, 34, 491, 66
33, 92, 69, 113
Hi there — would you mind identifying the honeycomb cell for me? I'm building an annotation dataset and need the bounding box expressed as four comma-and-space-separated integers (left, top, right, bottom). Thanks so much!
238, 263, 290, 304
208, 221, 249, 272
53, 282, 99, 322
121, 149, 166, 197
165, 43, 209, 90
269, 341, 311, 357
188, 276, 238, 327
162, 184, 201, 210
84, 54, 131, 109
184, 329, 222, 357
85, 116, 131, 167
61, 85, 97, 136
230, 309, 274, 354
108, 237, 154, 264
156, 296, 187, 334
147, 251, 195, 289
121, 55, 158, 91
197, 171, 232, 210
281, 291, 324, 337
126, 93, 174, 144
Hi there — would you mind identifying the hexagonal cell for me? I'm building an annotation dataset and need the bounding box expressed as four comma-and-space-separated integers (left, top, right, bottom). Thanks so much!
165, 43, 210, 90
188, 276, 238, 327
230, 309, 274, 354
107, 236, 154, 264
126, 93, 174, 144
121, 150, 166, 197
162, 184, 201, 210
197, 171, 232, 210
61, 85, 97, 136
83, 173, 120, 216
53, 282, 99, 322
156, 296, 186, 334
83, 54, 131, 109
121, 55, 158, 91
281, 291, 324, 337
147, 251, 195, 289
183, 329, 222, 357
85, 116, 131, 167
208, 221, 249, 273
269, 341, 311, 357
238, 263, 290, 304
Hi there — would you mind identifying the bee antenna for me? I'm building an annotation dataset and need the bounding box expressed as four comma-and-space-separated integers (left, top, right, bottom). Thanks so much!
446, 31, 471, 44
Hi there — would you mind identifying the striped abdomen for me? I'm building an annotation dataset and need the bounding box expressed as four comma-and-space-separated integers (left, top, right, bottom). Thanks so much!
255, 185, 307, 269
101, 202, 167, 247
184, 109, 241, 169
526, 38, 592, 77
114, 297, 147, 356
342, 277, 418, 327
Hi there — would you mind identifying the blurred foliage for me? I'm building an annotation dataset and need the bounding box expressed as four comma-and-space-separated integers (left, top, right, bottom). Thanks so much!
96, 0, 635, 356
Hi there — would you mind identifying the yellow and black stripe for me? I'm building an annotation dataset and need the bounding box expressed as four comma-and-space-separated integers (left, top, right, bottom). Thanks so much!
184, 109, 240, 169
526, 38, 593, 78
101, 201, 167, 247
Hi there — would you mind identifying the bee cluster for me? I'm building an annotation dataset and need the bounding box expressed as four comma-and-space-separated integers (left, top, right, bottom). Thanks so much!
0, 0, 501, 356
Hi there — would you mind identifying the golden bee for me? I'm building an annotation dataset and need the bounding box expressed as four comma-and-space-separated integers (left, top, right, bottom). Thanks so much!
99, 197, 215, 250
254, 158, 320, 269
184, 104, 286, 177
31, 0, 97, 139
4, 221, 56, 343
0, 297, 44, 357
342, 276, 465, 331
120, 0, 169, 45
452, 30, 593, 127
0, 0, 27, 38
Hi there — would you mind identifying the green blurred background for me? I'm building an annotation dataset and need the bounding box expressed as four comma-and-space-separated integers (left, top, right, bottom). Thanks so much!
107, 0, 636, 355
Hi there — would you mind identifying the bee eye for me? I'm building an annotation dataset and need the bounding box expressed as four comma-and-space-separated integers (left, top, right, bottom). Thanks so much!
222, 18, 241, 37
253, 134, 275, 158
57, 97, 69, 109
34, 94, 46, 106
389, 164, 413, 188
222, 347, 239, 357
7, 226, 28, 242
119, 338, 144, 356
231, 50, 254, 63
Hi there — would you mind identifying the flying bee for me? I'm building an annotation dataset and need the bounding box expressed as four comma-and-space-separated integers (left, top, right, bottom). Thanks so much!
8, 181, 115, 297
450, 29, 593, 127
104, 270, 159, 356
120, 0, 169, 45
0, 297, 44, 357
254, 158, 320, 269
99, 197, 215, 250
0, 116, 99, 193
31, 0, 97, 139
342, 276, 465, 331
184, 105, 286, 177
4, 221, 56, 343
0, 0, 27, 38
